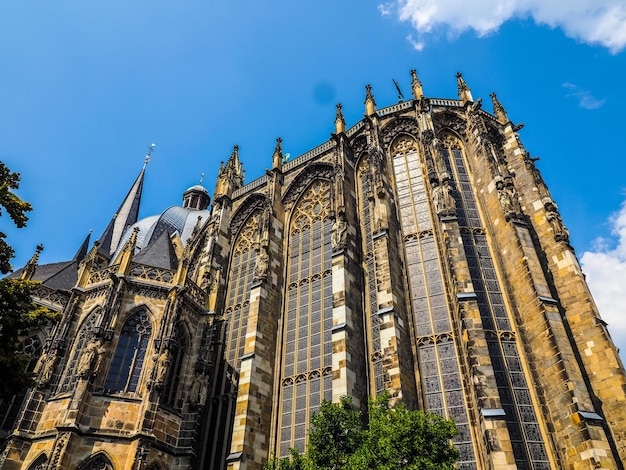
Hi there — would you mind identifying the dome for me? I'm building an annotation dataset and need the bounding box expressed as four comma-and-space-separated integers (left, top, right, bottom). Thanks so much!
184, 184, 209, 194
112, 205, 210, 260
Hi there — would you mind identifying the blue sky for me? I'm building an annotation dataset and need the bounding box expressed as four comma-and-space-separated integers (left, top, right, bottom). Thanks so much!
2, 1, 626, 352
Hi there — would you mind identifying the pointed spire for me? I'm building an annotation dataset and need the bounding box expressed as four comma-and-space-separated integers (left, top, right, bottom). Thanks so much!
411, 70, 423, 100
97, 159, 146, 259
364, 84, 377, 116
214, 145, 245, 200
21, 244, 44, 280
272, 138, 283, 170
335, 103, 346, 134
490, 92, 509, 124
72, 230, 92, 262
456, 73, 474, 104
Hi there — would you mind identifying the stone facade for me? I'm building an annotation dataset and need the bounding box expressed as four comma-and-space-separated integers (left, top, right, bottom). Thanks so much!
2, 72, 625, 469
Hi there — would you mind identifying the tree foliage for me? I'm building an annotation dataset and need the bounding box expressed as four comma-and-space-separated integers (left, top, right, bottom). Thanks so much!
0, 161, 58, 400
264, 393, 459, 470
0, 279, 60, 400
0, 161, 32, 274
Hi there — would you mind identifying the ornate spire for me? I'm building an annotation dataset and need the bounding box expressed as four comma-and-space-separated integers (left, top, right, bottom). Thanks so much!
411, 69, 423, 100
272, 137, 283, 170
97, 158, 146, 259
335, 103, 346, 134
364, 84, 377, 116
456, 72, 474, 104
214, 145, 245, 201
490, 92, 509, 124
21, 244, 43, 280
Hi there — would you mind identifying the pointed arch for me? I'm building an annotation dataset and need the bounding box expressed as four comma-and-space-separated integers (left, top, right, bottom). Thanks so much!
76, 452, 114, 470
380, 116, 419, 152
27, 453, 48, 470
282, 162, 334, 206
278, 178, 334, 456
105, 308, 152, 393
230, 193, 269, 238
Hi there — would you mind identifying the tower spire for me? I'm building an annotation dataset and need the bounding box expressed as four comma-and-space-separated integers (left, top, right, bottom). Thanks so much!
490, 92, 509, 124
335, 103, 346, 134
364, 84, 377, 116
411, 69, 423, 100
456, 72, 474, 104
97, 154, 147, 259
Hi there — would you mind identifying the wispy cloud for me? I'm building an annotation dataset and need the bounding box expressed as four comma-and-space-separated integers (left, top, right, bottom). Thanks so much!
581, 200, 626, 356
381, 0, 626, 53
562, 83, 606, 109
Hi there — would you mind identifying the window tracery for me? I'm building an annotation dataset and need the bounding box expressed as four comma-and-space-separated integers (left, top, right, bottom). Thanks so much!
225, 210, 260, 367
105, 310, 152, 393
279, 179, 333, 456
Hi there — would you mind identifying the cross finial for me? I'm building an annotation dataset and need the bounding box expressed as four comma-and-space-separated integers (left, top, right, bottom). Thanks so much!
144, 143, 156, 168
200, 172, 205, 185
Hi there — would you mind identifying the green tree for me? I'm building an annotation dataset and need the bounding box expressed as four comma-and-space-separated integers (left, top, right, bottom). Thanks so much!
0, 279, 59, 400
0, 162, 32, 274
264, 393, 459, 470
347, 393, 459, 470
0, 161, 58, 400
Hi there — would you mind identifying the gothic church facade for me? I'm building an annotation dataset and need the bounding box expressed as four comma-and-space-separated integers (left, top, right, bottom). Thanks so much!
2, 72, 626, 469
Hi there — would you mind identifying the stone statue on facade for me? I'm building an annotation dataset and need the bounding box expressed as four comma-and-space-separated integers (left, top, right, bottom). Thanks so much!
77, 340, 100, 378
155, 349, 171, 385
36, 348, 59, 387
495, 177, 520, 220
543, 198, 570, 243
253, 243, 269, 281
331, 214, 348, 251
432, 176, 456, 217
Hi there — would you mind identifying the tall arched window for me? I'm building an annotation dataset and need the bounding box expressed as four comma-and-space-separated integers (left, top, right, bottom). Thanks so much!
105, 310, 152, 393
279, 179, 333, 456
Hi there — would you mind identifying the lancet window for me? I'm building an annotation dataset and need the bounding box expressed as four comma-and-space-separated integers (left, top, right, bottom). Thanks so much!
105, 309, 152, 393
390, 135, 477, 468
356, 156, 385, 394
279, 179, 333, 456
439, 135, 550, 468
224, 209, 260, 367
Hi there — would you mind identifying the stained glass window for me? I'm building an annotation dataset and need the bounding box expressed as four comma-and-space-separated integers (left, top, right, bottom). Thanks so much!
105, 310, 151, 393
279, 180, 332, 456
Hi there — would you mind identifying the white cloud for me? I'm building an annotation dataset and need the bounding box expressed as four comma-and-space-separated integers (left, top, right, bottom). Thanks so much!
581, 200, 626, 357
383, 0, 626, 53
562, 82, 606, 110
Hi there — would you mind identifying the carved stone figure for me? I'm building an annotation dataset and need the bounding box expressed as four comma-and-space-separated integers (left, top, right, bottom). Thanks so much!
544, 199, 570, 243
155, 350, 171, 385
37, 349, 59, 386
432, 178, 456, 216
77, 340, 99, 378
495, 177, 518, 220
331, 215, 348, 251
200, 271, 212, 292
253, 244, 269, 281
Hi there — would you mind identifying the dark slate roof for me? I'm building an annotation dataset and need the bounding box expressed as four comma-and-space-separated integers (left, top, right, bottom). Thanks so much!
8, 260, 79, 292
132, 230, 179, 270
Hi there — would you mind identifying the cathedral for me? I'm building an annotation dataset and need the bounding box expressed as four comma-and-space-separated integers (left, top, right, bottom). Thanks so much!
1, 71, 625, 469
